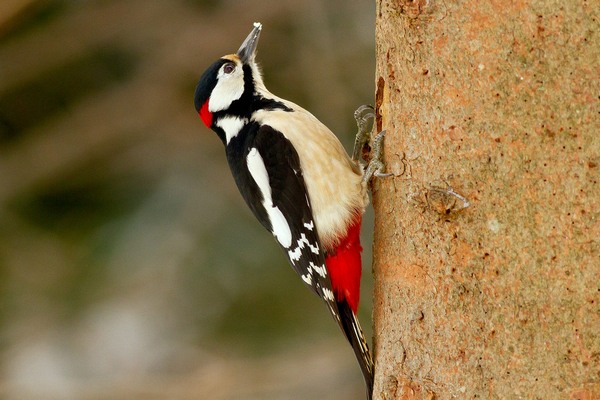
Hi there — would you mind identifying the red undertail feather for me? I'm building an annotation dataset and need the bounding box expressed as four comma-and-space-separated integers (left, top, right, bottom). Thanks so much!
325, 215, 363, 314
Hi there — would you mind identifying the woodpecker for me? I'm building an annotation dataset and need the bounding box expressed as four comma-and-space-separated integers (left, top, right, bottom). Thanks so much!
194, 23, 379, 398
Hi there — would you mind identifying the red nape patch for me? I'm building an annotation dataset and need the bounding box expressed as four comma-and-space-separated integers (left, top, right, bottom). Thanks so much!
199, 99, 213, 128
325, 216, 363, 313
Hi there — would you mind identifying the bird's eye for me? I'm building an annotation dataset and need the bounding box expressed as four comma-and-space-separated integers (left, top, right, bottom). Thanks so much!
223, 63, 235, 74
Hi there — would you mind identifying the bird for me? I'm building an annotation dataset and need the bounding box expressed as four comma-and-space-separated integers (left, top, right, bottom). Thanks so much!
194, 22, 384, 399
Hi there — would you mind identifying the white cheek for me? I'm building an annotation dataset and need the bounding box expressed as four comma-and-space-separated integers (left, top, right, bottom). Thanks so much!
208, 70, 245, 112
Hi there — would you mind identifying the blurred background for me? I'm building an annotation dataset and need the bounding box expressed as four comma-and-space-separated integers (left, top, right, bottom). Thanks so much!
0, 0, 376, 398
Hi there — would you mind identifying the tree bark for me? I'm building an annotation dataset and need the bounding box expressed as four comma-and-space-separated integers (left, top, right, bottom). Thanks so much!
371, 1, 599, 399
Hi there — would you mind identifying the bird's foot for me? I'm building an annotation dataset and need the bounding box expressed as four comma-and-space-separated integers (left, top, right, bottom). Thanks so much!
352, 105, 375, 163
352, 105, 392, 184
363, 130, 393, 184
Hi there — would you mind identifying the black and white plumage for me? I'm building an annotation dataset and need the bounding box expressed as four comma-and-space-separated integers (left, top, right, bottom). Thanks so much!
227, 122, 338, 315
194, 23, 374, 398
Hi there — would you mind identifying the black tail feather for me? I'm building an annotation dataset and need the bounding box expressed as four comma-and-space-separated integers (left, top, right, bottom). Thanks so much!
337, 300, 374, 400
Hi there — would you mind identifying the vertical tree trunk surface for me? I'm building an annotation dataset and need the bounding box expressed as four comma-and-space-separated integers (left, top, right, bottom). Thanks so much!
372, 0, 598, 398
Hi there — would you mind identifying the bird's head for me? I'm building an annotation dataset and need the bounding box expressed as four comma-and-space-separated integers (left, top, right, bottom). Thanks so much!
194, 22, 263, 129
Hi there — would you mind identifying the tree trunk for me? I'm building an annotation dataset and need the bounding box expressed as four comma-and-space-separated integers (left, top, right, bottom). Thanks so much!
371, 1, 599, 399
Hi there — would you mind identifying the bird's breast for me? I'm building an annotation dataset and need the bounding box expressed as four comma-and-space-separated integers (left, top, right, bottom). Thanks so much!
252, 107, 365, 249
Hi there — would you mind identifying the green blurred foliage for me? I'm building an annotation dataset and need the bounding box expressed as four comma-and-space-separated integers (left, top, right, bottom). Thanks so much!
0, 1, 375, 398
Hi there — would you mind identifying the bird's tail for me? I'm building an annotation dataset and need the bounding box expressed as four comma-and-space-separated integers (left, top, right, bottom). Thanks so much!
337, 299, 374, 400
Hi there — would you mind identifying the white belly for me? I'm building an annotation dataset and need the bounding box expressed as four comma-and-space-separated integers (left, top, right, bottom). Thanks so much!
252, 106, 365, 249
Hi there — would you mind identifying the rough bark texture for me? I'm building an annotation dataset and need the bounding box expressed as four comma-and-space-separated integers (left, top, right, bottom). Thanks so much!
372, 1, 599, 399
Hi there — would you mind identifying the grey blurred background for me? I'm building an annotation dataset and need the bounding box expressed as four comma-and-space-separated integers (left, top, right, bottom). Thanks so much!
0, 1, 376, 398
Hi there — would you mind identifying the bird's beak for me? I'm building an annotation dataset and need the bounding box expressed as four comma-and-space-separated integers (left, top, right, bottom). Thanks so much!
237, 22, 262, 64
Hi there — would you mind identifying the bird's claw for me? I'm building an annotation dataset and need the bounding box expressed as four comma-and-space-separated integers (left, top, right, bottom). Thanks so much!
362, 130, 392, 184
352, 105, 375, 163
352, 105, 392, 183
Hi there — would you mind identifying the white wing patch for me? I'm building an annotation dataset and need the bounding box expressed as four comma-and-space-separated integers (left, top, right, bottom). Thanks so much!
287, 224, 326, 284
301, 273, 312, 285
287, 233, 320, 262
251, 107, 365, 250
216, 116, 247, 144
322, 287, 335, 302
309, 262, 327, 278
246, 148, 292, 248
